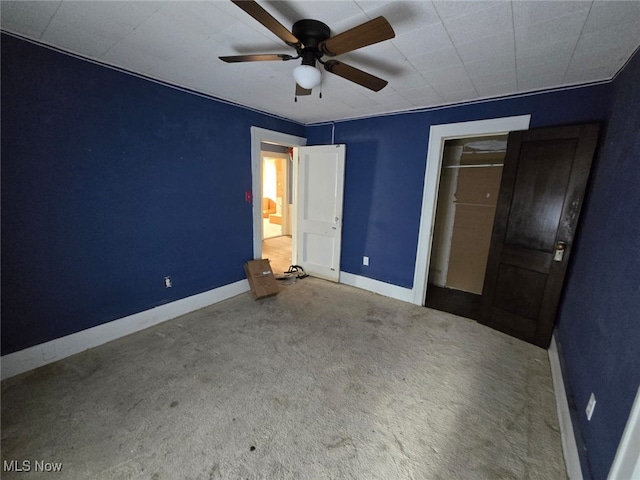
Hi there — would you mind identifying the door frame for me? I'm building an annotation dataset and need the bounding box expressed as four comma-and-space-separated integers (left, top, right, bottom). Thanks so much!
411, 115, 531, 306
609, 386, 640, 479
250, 127, 306, 260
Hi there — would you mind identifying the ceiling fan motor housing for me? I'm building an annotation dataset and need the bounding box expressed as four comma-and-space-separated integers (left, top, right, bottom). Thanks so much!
293, 19, 331, 59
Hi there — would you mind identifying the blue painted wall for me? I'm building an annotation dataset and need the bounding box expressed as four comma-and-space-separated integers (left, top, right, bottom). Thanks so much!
555, 49, 640, 480
306, 85, 611, 288
1, 34, 303, 354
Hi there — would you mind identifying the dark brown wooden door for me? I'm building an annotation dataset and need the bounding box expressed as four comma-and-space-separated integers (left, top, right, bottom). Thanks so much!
480, 124, 600, 348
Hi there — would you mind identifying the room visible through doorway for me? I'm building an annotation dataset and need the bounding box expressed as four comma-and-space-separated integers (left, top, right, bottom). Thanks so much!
260, 144, 292, 275
425, 134, 508, 320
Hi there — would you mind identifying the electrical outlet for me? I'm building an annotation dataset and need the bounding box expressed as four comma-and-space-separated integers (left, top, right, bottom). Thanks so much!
586, 393, 596, 421
363, 256, 369, 266
164, 276, 172, 288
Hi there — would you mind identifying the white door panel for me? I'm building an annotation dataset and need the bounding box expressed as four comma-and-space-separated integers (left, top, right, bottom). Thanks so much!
296, 145, 345, 282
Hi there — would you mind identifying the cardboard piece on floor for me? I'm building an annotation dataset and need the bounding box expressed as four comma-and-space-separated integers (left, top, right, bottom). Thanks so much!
244, 259, 279, 299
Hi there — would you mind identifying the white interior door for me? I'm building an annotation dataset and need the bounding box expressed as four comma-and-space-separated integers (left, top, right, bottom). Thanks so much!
295, 144, 346, 282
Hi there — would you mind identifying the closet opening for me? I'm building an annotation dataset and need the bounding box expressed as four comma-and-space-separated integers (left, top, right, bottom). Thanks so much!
425, 134, 508, 320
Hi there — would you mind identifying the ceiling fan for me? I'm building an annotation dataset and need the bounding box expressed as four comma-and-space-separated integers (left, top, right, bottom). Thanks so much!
219, 0, 396, 97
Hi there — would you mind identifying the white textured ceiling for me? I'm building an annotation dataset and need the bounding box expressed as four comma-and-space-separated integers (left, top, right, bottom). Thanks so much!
2, 1, 640, 124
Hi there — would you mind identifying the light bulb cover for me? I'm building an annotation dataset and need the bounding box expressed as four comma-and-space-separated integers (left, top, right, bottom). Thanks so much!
293, 65, 321, 90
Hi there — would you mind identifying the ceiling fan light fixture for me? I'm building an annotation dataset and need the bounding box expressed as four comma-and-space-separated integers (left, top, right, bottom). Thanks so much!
293, 64, 321, 90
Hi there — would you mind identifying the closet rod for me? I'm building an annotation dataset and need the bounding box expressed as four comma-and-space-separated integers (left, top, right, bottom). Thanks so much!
443, 163, 504, 169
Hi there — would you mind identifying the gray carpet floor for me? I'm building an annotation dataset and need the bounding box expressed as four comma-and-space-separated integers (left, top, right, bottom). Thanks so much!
1, 277, 566, 479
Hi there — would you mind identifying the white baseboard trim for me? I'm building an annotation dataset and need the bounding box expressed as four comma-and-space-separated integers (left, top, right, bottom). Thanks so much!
339, 271, 414, 303
1, 279, 250, 380
549, 334, 584, 480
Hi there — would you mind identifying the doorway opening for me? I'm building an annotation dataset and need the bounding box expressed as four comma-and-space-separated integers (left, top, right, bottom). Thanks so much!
411, 115, 531, 306
261, 144, 293, 275
249, 127, 306, 273
425, 134, 508, 319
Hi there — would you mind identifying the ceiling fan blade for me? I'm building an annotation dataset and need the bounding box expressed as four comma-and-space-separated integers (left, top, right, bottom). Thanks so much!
320, 16, 395, 56
324, 60, 388, 92
219, 53, 294, 63
296, 84, 312, 96
231, 0, 301, 47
